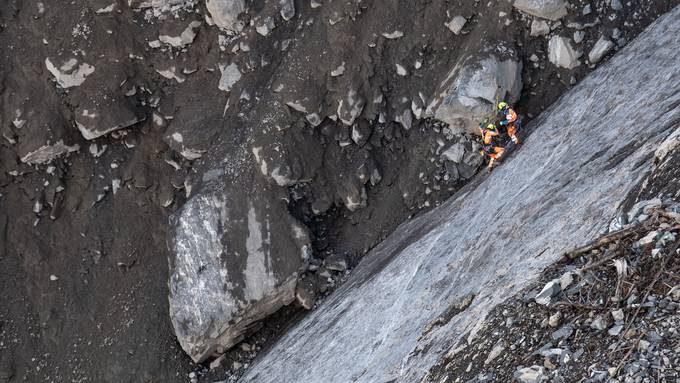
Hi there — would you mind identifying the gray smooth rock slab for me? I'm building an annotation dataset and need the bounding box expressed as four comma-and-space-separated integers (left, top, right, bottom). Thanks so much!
238, 9, 680, 383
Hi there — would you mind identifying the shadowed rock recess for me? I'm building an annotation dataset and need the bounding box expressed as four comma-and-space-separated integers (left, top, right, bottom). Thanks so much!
239, 8, 680, 383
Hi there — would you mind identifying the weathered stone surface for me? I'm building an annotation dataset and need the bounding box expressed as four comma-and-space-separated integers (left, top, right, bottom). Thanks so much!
206, 0, 246, 31
530, 19, 550, 36
430, 54, 522, 134
159, 20, 202, 47
337, 89, 366, 126
588, 36, 615, 64
74, 93, 145, 140
218, 62, 242, 92
20, 141, 80, 165
169, 179, 311, 363
513, 0, 568, 21
548, 36, 581, 69
446, 16, 467, 35
279, 0, 295, 21
238, 10, 680, 382
45, 57, 95, 89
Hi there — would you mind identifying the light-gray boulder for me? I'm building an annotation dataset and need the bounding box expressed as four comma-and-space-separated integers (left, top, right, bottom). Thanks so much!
513, 0, 568, 21
548, 35, 581, 69
429, 54, 522, 134
530, 19, 550, 36
588, 36, 615, 64
206, 0, 246, 31
168, 180, 311, 362
446, 16, 467, 35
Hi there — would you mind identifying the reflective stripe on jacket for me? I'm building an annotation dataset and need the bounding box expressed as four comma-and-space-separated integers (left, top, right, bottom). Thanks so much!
505, 108, 518, 123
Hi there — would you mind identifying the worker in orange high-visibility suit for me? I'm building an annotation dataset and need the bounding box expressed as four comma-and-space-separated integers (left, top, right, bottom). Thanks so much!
497, 102, 519, 144
479, 123, 504, 170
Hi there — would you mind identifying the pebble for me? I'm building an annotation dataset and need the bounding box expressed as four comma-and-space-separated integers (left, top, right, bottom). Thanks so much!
611, 309, 624, 322
549, 311, 561, 327
574, 31, 585, 44
591, 315, 608, 331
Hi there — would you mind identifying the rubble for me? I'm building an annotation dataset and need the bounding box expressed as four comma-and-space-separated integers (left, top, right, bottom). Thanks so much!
427, 202, 680, 382
45, 57, 95, 88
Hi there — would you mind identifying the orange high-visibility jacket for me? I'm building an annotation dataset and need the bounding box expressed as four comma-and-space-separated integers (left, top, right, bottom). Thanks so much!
505, 108, 518, 123
480, 127, 499, 145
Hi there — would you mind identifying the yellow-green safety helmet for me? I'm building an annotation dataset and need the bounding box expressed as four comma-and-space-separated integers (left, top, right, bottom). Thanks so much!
497, 102, 508, 110
486, 123, 496, 130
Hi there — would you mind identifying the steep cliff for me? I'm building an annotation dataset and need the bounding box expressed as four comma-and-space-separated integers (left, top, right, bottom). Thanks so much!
239, 7, 680, 382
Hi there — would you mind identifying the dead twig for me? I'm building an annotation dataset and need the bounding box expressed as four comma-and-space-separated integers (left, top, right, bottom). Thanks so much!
614, 237, 680, 351
564, 222, 650, 260
612, 333, 645, 375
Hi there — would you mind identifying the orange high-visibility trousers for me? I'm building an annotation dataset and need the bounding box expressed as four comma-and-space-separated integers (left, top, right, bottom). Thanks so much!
507, 125, 519, 144
486, 147, 504, 168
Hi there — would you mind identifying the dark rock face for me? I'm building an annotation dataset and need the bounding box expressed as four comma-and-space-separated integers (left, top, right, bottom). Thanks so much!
238, 8, 680, 382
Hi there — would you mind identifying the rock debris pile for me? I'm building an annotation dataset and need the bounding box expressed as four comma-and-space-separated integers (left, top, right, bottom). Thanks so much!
427, 201, 680, 383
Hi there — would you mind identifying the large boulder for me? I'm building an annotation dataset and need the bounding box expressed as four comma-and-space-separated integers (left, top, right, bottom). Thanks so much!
168, 178, 311, 363
513, 0, 568, 21
429, 54, 522, 134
